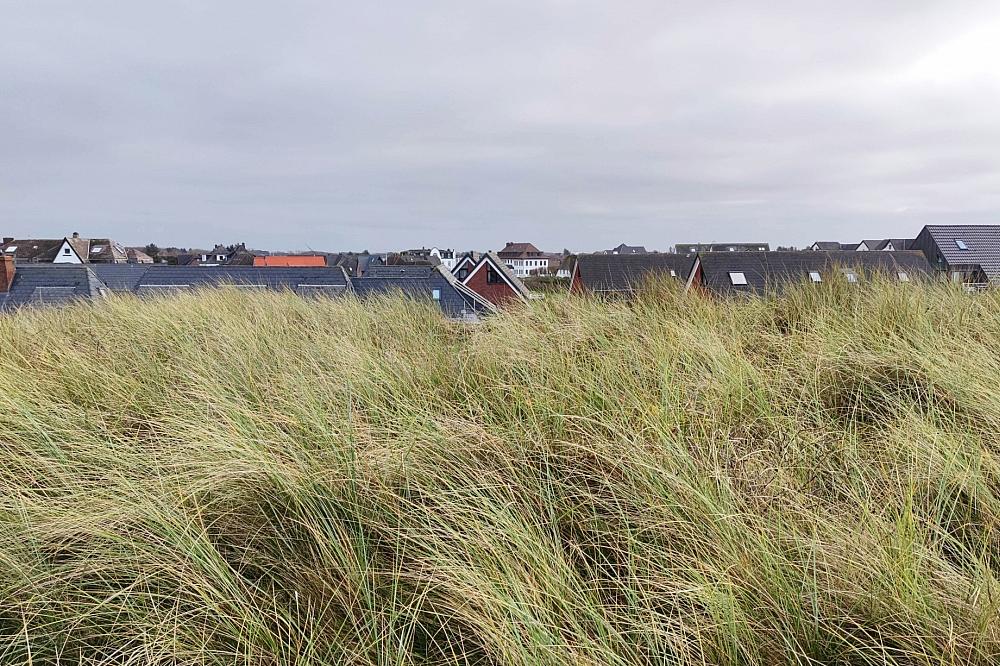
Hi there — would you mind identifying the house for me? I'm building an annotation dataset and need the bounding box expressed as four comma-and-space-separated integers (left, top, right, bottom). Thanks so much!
179, 243, 258, 266
809, 241, 852, 251
855, 239, 914, 252
606, 243, 647, 255
0, 256, 107, 309
1, 233, 129, 264
570, 253, 695, 295
910, 225, 1000, 286
460, 252, 532, 306
451, 252, 481, 281
674, 242, 770, 253
126, 248, 155, 264
685, 251, 932, 295
497, 242, 548, 277
352, 265, 495, 319
253, 255, 327, 267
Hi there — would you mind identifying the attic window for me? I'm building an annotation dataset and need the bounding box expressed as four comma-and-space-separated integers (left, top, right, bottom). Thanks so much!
63, 247, 71, 255
897, 272, 909, 282
808, 271, 822, 283
92, 245, 104, 253
843, 270, 859, 283
432, 288, 441, 301
669, 269, 677, 277
955, 239, 969, 251
4, 246, 15, 253
728, 272, 748, 285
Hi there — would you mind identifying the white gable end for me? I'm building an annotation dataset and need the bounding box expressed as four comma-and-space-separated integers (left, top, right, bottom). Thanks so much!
53, 239, 83, 264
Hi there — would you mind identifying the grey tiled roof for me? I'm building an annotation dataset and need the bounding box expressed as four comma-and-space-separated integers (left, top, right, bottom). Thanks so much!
0, 265, 107, 310
675, 242, 770, 253
352, 265, 494, 318
693, 251, 932, 295
131, 265, 352, 291
914, 225, 1000, 281
575, 253, 695, 293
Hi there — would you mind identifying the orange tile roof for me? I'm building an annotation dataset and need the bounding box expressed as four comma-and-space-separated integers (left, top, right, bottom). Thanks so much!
253, 255, 327, 267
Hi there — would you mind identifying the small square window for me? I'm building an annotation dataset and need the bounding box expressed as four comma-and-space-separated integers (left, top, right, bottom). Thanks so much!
432, 288, 441, 300
955, 239, 969, 250
808, 271, 822, 283
728, 271, 747, 285
897, 272, 909, 282
63, 247, 71, 255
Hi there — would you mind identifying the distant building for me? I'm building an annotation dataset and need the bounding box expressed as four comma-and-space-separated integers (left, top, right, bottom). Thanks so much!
1, 233, 129, 264
606, 243, 647, 255
674, 242, 770, 253
855, 239, 914, 252
399, 247, 456, 270
911, 225, 1000, 286
497, 242, 548, 277
460, 252, 532, 306
126, 248, 155, 264
686, 251, 931, 295
571, 253, 694, 295
253, 255, 327, 267
354, 265, 494, 319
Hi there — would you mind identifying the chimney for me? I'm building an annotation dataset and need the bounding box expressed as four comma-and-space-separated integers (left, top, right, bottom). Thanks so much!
72, 232, 80, 239
0, 254, 15, 293
2, 237, 12, 244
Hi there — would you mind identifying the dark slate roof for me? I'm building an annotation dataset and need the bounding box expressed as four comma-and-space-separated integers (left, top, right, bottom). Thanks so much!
352, 265, 495, 318
131, 265, 352, 294
675, 242, 770, 253
918, 225, 1000, 281
810, 241, 848, 251
0, 265, 107, 310
693, 251, 932, 295
575, 253, 695, 293
609, 244, 647, 254
89, 264, 152, 291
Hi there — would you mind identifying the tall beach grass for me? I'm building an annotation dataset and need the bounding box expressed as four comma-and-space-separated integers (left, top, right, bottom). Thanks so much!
1, 280, 999, 664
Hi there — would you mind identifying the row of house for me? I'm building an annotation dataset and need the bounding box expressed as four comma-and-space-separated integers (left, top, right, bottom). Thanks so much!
571, 225, 1000, 295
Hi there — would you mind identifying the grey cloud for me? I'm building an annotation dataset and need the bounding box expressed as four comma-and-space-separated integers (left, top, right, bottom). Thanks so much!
2, 0, 1000, 251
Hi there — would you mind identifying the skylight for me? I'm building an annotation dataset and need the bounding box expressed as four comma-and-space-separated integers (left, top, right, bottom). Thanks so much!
728, 271, 748, 285
898, 272, 909, 282
955, 239, 969, 250
669, 269, 677, 277
843, 270, 859, 283
4, 246, 16, 253
808, 271, 822, 283
92, 245, 104, 253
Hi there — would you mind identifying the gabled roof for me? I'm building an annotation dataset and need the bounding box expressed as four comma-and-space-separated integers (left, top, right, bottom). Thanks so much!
689, 251, 932, 295
675, 242, 770, 253
352, 265, 495, 318
574, 253, 695, 293
463, 252, 532, 300
452, 253, 480, 274
0, 238, 64, 262
609, 243, 648, 254
0, 265, 107, 310
497, 242, 542, 257
810, 241, 848, 251
253, 255, 327, 267
918, 225, 1000, 280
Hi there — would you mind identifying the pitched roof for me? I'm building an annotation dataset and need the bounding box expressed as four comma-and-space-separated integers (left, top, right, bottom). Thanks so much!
675, 242, 770, 253
690, 250, 932, 295
919, 225, 1000, 280
253, 255, 327, 267
0, 238, 65, 262
810, 241, 848, 251
574, 253, 695, 293
130, 265, 352, 294
464, 252, 532, 300
497, 242, 542, 257
0, 265, 107, 310
352, 265, 495, 318
610, 244, 648, 254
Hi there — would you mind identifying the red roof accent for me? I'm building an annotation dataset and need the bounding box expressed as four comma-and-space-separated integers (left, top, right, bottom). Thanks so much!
253, 255, 327, 267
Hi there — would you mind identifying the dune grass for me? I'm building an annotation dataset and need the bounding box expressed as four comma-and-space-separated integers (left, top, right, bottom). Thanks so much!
1, 280, 1000, 665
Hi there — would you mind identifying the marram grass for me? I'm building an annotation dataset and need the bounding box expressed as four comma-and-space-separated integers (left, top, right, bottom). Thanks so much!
1, 281, 1000, 665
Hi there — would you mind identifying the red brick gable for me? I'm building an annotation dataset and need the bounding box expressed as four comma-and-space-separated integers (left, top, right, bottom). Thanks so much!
463, 263, 521, 306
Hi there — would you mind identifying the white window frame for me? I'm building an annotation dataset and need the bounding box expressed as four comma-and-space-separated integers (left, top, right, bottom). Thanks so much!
808, 271, 822, 283
728, 272, 748, 285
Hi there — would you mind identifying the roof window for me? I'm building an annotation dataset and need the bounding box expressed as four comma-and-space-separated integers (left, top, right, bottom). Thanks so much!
728, 271, 747, 285
898, 272, 909, 282
843, 270, 858, 283
92, 245, 104, 253
808, 271, 822, 283
4, 246, 16, 253
955, 239, 969, 250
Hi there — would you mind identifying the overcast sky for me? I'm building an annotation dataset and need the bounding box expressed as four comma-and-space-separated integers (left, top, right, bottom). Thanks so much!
3, 1, 1000, 252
